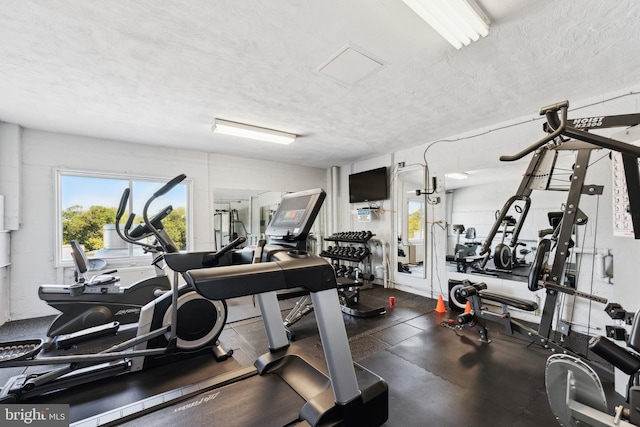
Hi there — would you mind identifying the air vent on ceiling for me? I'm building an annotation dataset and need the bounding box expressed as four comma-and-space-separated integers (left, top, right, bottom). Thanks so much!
316, 44, 386, 87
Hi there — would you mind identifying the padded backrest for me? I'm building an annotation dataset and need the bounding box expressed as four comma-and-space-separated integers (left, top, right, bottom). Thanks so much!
548, 211, 563, 228
465, 227, 476, 240
629, 309, 640, 353
70, 240, 89, 275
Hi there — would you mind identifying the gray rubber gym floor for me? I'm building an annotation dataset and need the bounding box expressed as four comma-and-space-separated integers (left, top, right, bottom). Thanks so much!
0, 286, 619, 426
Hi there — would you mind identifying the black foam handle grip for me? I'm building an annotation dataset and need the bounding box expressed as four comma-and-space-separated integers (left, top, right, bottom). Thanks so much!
589, 335, 640, 375
124, 213, 136, 232
202, 237, 247, 266
154, 174, 186, 197
456, 312, 475, 325
116, 188, 130, 220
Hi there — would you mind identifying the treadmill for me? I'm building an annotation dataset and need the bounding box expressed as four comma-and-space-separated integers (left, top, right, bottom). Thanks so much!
74, 188, 388, 427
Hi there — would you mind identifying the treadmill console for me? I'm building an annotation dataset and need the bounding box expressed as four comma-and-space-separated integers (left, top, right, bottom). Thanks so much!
265, 188, 326, 248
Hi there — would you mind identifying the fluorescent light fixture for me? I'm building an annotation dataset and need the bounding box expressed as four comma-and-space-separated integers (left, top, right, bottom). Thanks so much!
401, 0, 490, 49
446, 172, 468, 180
212, 119, 296, 145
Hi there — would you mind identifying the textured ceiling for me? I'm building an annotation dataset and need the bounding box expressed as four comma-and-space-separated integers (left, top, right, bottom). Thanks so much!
0, 1, 639, 168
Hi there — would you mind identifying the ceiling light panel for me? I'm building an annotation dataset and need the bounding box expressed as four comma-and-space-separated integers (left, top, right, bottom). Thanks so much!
212, 119, 296, 145
401, 0, 490, 49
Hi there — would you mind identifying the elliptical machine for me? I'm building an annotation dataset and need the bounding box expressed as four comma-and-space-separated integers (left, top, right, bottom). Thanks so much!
38, 190, 175, 342
0, 174, 237, 402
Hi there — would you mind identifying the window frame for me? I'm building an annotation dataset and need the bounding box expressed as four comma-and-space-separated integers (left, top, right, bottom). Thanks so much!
55, 169, 193, 268
406, 198, 425, 243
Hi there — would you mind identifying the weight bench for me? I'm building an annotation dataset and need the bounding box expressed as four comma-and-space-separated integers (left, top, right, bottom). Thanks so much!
446, 254, 485, 273
478, 290, 538, 312
456, 281, 540, 344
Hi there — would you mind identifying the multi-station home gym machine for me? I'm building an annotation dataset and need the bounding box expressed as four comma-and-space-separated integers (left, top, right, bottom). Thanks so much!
454, 100, 640, 355
450, 100, 640, 426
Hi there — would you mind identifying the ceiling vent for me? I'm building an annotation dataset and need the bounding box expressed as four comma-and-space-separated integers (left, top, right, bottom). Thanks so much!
316, 44, 386, 87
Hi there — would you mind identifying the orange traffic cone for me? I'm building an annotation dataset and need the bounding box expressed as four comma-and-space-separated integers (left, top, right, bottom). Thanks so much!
464, 301, 472, 313
435, 295, 447, 313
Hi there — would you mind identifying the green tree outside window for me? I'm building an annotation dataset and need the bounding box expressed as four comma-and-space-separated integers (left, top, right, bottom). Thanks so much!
59, 173, 189, 260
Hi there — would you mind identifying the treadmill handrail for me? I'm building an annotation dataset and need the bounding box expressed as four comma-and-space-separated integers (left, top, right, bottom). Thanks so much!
184, 251, 337, 300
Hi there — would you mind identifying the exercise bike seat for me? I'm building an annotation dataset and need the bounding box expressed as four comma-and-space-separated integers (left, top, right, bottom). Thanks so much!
70, 240, 119, 286
464, 227, 477, 241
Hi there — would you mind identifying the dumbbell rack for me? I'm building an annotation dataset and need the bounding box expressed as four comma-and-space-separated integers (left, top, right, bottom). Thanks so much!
323, 233, 371, 260
321, 231, 385, 318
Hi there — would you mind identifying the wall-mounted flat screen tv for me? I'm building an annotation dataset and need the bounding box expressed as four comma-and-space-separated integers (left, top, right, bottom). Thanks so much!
348, 166, 388, 203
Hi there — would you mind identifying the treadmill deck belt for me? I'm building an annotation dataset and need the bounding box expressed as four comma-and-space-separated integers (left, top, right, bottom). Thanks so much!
72, 370, 307, 427
121, 374, 304, 427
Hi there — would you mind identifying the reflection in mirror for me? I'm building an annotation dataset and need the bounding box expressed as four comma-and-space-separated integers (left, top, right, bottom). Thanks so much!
212, 189, 324, 254
213, 189, 284, 250
396, 166, 426, 278
260, 204, 279, 235
444, 151, 574, 278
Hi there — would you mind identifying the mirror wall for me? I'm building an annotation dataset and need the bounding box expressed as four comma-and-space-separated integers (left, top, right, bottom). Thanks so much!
396, 165, 426, 278
445, 151, 575, 277
212, 188, 324, 254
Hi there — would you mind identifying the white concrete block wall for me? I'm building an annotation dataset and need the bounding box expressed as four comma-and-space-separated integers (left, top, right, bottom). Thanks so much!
0, 231, 8, 325
4, 129, 327, 321
0, 123, 21, 231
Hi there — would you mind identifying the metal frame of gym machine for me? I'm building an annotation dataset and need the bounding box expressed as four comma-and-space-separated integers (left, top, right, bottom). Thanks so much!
456, 100, 640, 354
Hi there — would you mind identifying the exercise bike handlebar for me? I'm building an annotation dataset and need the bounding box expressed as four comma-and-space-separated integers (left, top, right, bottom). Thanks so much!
115, 188, 157, 249
124, 213, 136, 235
116, 188, 130, 220
154, 173, 186, 197
115, 188, 137, 244
142, 175, 186, 253
499, 101, 569, 162
129, 206, 173, 239
202, 236, 247, 267
114, 186, 172, 252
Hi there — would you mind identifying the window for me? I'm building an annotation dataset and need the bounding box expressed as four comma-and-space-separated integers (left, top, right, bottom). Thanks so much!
407, 200, 424, 241
57, 171, 190, 264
